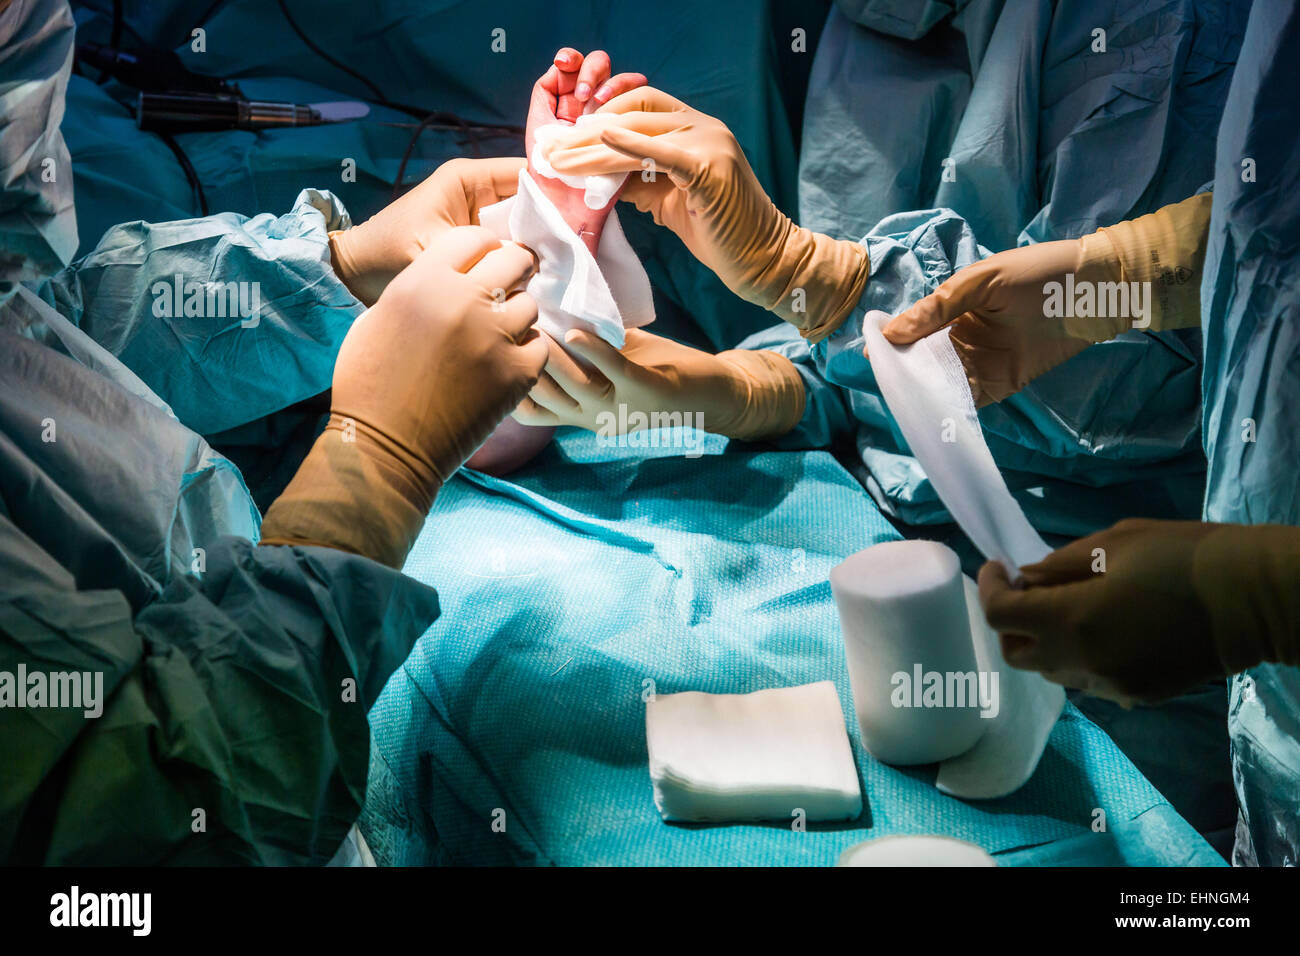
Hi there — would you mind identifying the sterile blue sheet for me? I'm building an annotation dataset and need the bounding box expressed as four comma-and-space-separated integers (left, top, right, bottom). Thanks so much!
360, 429, 1220, 866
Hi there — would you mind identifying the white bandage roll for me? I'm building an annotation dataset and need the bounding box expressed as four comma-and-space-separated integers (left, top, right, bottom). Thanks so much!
836, 835, 996, 867
830, 539, 986, 766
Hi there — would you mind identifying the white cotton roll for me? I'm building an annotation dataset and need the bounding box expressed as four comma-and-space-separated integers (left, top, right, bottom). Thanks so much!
830, 540, 986, 766
836, 835, 996, 867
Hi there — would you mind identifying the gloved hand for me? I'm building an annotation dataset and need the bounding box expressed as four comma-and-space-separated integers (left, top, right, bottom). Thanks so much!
329, 156, 527, 305
883, 193, 1213, 406
512, 328, 805, 442
978, 518, 1300, 704
540, 87, 869, 342
261, 226, 547, 567
526, 47, 646, 256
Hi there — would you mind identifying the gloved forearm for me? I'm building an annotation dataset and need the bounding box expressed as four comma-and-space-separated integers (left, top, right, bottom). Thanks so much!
746, 221, 871, 344
1195, 523, 1300, 672
259, 416, 442, 569
713, 348, 807, 440
1072, 192, 1213, 338
263, 226, 546, 570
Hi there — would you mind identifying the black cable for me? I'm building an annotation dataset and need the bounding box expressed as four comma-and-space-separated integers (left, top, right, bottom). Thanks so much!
157, 132, 209, 217
275, 0, 387, 103
273, 0, 521, 195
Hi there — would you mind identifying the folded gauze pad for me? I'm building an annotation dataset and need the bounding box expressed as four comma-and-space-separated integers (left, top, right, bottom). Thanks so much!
478, 169, 654, 349
645, 681, 862, 823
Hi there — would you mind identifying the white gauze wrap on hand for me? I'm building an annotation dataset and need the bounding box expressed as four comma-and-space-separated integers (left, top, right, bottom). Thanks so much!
478, 169, 654, 349
530, 117, 627, 209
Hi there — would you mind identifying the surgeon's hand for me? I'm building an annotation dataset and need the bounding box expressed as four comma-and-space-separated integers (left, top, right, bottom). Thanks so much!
526, 48, 646, 256
978, 519, 1300, 704
329, 156, 527, 306
880, 241, 1109, 407
512, 328, 805, 442
882, 193, 1216, 406
261, 227, 547, 567
540, 87, 869, 342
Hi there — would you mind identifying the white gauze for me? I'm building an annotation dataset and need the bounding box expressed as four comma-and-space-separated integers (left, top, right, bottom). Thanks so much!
859, 309, 1064, 799
530, 116, 626, 209
478, 169, 653, 349
863, 309, 1051, 578
645, 681, 863, 823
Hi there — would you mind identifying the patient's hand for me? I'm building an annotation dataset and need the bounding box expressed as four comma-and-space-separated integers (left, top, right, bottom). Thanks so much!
526, 49, 646, 256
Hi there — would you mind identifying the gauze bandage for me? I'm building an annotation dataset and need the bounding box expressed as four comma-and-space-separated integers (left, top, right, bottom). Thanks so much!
840, 312, 1067, 798
831, 540, 1063, 799
530, 117, 627, 209
645, 681, 862, 823
479, 169, 653, 349
863, 310, 1051, 579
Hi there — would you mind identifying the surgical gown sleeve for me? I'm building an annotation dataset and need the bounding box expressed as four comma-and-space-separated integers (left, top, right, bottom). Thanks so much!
30, 188, 365, 438
0, 319, 438, 864
0, 0, 78, 287
0, 522, 437, 864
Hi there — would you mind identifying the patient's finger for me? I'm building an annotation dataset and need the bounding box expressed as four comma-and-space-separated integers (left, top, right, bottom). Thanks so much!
553, 49, 584, 123
553, 48, 583, 72
575, 49, 611, 102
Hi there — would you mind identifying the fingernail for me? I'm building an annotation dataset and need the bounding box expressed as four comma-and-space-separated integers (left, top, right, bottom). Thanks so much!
593, 83, 614, 102
576, 82, 592, 101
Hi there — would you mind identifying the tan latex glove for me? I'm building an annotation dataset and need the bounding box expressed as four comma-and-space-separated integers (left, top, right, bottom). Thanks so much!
329, 156, 527, 305
261, 227, 547, 567
540, 87, 869, 342
978, 519, 1300, 705
882, 193, 1213, 406
512, 328, 805, 442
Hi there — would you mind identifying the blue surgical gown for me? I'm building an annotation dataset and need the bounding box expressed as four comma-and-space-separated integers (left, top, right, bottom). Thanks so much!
0, 0, 438, 863
755, 0, 1248, 539
1200, 0, 1300, 867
